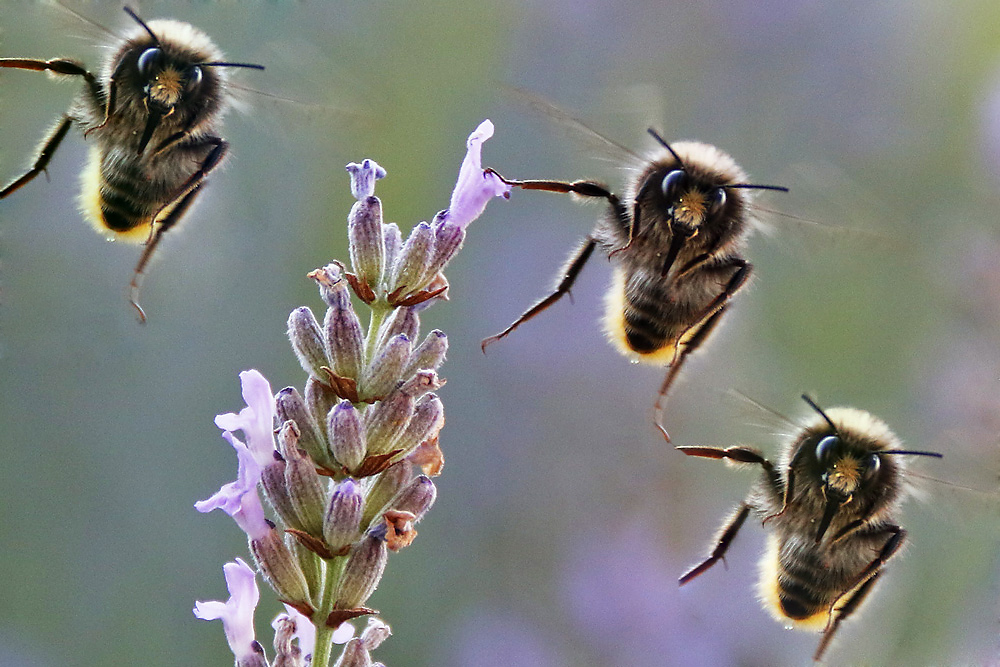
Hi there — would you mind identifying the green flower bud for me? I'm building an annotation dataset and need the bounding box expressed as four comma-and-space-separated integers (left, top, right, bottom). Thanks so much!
287, 306, 329, 380
334, 531, 387, 609
362, 334, 411, 401
323, 478, 364, 552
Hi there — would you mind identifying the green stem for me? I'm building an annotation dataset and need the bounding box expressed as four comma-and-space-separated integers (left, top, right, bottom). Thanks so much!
310, 621, 338, 667
364, 302, 391, 364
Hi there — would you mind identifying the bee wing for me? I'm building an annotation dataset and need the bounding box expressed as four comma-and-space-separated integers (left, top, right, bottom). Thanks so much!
502, 85, 647, 169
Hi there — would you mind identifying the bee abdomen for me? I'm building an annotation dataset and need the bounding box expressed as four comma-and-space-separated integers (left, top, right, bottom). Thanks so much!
623, 292, 672, 354
776, 563, 828, 621
99, 171, 153, 232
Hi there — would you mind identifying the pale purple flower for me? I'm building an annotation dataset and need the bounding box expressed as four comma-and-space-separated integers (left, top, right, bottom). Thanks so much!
346, 159, 387, 200
195, 432, 270, 540
215, 369, 277, 466
439, 119, 511, 230
194, 559, 262, 662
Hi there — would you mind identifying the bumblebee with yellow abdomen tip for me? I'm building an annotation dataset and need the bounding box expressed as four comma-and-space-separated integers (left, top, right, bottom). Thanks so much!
677, 395, 942, 663
0, 6, 263, 322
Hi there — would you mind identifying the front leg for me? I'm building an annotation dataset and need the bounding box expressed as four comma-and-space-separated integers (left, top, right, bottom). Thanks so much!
0, 116, 73, 198
653, 259, 752, 440
679, 502, 751, 585
481, 236, 598, 350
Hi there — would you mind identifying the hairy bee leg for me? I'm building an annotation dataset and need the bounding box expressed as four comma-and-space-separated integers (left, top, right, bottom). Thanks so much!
678, 503, 751, 585
0, 115, 73, 198
813, 526, 904, 662
653, 259, 752, 441
128, 136, 227, 322
481, 237, 597, 351
129, 185, 205, 323
813, 572, 880, 663
484, 168, 620, 207
676, 445, 783, 500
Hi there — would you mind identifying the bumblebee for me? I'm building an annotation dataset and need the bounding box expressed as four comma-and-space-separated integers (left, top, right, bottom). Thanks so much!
482, 129, 786, 438
677, 395, 942, 662
0, 6, 263, 321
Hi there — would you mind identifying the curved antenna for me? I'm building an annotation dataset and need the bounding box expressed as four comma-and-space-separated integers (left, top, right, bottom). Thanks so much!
801, 394, 839, 433
646, 128, 685, 167
881, 449, 944, 459
201, 62, 266, 71
724, 183, 790, 193
123, 6, 159, 45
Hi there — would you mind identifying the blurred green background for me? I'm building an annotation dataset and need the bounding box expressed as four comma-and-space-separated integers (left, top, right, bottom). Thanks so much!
1, 1, 999, 665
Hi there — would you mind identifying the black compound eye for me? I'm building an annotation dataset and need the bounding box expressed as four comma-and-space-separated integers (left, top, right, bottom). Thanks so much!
137, 47, 164, 77
708, 187, 726, 216
661, 169, 687, 202
185, 65, 203, 91
814, 435, 839, 465
863, 453, 881, 480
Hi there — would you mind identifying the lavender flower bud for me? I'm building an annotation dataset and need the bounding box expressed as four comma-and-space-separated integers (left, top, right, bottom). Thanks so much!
387, 475, 436, 521
306, 377, 339, 441
323, 281, 365, 381
382, 223, 402, 272
251, 527, 311, 606
405, 330, 447, 377
259, 453, 303, 531
287, 307, 329, 380
323, 478, 364, 552
275, 387, 327, 467
360, 618, 391, 650
345, 159, 385, 200
333, 640, 371, 667
360, 460, 413, 529
389, 221, 433, 294
364, 390, 415, 456
348, 195, 385, 290
394, 394, 444, 459
422, 217, 465, 279
362, 334, 411, 400
334, 531, 387, 609
328, 400, 366, 471
398, 369, 443, 400
280, 424, 327, 537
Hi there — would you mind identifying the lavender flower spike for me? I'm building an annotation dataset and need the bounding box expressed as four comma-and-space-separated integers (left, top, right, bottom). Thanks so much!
346, 159, 386, 200
195, 432, 271, 541
194, 559, 265, 666
439, 119, 511, 230
215, 369, 277, 466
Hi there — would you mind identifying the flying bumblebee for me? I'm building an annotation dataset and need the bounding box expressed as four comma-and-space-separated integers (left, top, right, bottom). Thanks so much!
0, 6, 263, 322
676, 395, 942, 662
481, 124, 787, 439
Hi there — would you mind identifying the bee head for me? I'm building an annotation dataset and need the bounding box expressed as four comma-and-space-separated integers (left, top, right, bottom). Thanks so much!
120, 7, 263, 155
796, 395, 941, 544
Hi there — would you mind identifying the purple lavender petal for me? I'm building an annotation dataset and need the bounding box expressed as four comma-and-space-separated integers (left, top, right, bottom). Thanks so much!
215, 370, 277, 466
277, 603, 321, 656
193, 558, 261, 662
439, 120, 511, 230
346, 159, 387, 200
195, 432, 270, 540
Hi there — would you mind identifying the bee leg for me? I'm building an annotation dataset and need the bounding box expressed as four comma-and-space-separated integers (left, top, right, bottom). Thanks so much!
481, 237, 597, 351
678, 503, 751, 585
814, 526, 904, 662
677, 445, 783, 503
813, 572, 880, 662
0, 115, 74, 198
653, 259, 752, 441
128, 185, 205, 323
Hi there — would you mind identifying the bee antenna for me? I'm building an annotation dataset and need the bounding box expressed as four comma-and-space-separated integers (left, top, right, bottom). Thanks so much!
647, 128, 685, 167
724, 183, 790, 193
123, 6, 159, 45
801, 394, 838, 433
201, 62, 266, 71
881, 449, 944, 459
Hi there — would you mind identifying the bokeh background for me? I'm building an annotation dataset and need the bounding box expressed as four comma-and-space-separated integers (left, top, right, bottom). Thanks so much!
1, 1, 999, 665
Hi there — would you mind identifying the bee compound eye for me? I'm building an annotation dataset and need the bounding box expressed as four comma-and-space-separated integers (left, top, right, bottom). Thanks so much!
708, 188, 726, 215
660, 169, 687, 202
814, 435, 838, 465
864, 453, 881, 480
137, 47, 164, 77
186, 65, 203, 90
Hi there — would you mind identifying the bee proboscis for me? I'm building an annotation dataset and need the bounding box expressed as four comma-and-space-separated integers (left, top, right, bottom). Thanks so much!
482, 125, 787, 438
677, 394, 942, 662
0, 5, 264, 322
